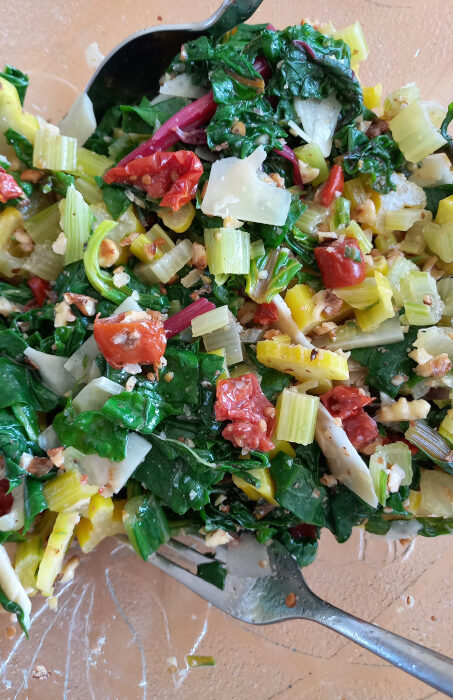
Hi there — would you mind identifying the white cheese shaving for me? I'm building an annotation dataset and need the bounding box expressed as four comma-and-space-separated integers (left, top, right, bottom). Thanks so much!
201, 146, 291, 226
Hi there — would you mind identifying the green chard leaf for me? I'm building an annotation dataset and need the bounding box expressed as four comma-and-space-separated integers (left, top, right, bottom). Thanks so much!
94, 176, 131, 219
53, 404, 128, 461
0, 357, 60, 412
123, 494, 170, 560
197, 561, 227, 589
23, 477, 48, 533
84, 105, 122, 156
207, 98, 286, 157
350, 327, 418, 398
328, 485, 376, 543
424, 184, 453, 217
0, 280, 32, 305
270, 453, 328, 527
121, 96, 190, 134
0, 587, 28, 637
0, 65, 29, 104
4, 128, 33, 168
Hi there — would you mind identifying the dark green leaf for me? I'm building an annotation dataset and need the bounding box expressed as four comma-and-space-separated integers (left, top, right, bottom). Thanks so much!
121, 96, 190, 134
0, 357, 60, 411
270, 453, 328, 526
0, 587, 28, 637
417, 517, 453, 537
350, 328, 418, 398
84, 105, 122, 156
53, 404, 128, 461
0, 329, 28, 358
123, 494, 170, 560
0, 281, 32, 305
0, 65, 29, 104
424, 184, 453, 217
207, 98, 286, 157
197, 561, 227, 589
4, 128, 33, 168
94, 176, 131, 219
273, 529, 319, 568
344, 244, 361, 262
11, 403, 39, 442
23, 477, 47, 533
328, 485, 376, 543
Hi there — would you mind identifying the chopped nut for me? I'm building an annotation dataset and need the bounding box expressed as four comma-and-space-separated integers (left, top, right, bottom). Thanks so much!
423, 294, 433, 306
54, 300, 76, 328
112, 268, 130, 288
415, 353, 452, 378
52, 231, 67, 255
320, 473, 338, 488
222, 216, 244, 229
47, 596, 58, 611
311, 321, 337, 336
19, 453, 53, 476
390, 374, 409, 386
205, 528, 233, 548
422, 255, 444, 280
263, 329, 283, 339
0, 296, 21, 317
5, 626, 16, 639
119, 232, 140, 246
298, 160, 320, 184
32, 665, 50, 680
164, 371, 174, 383
285, 592, 297, 608
63, 292, 97, 316
352, 199, 377, 227
376, 397, 430, 422
191, 242, 207, 269
312, 290, 343, 320
231, 120, 246, 136
10, 228, 34, 255
125, 376, 137, 392
123, 363, 142, 375
237, 300, 258, 325
20, 168, 45, 183
61, 555, 80, 583
268, 172, 285, 188
359, 439, 384, 456
387, 463, 406, 493
98, 238, 120, 267
47, 447, 64, 468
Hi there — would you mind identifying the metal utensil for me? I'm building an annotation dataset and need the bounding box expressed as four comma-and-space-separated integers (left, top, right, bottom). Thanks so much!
85, 0, 264, 120
153, 534, 453, 696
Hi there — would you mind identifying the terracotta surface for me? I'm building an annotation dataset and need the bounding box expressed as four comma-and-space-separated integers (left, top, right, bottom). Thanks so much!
1, 1, 453, 698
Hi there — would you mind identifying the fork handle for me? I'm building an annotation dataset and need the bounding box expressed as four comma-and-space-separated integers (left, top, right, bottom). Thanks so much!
307, 596, 453, 696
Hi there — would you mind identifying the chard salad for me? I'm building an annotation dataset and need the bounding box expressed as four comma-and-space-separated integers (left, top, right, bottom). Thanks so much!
1, 18, 453, 635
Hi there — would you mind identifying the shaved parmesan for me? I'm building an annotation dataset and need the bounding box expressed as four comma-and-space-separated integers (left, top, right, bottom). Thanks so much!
160, 74, 206, 99
59, 93, 96, 144
294, 95, 342, 157
24, 347, 75, 397
64, 433, 151, 497
201, 146, 291, 226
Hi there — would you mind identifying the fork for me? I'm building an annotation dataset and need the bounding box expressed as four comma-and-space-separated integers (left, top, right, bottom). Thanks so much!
85, 0, 264, 119
152, 535, 453, 696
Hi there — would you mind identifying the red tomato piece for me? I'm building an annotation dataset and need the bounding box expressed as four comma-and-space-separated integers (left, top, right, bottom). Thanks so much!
215, 373, 276, 452
0, 167, 24, 204
27, 276, 50, 307
222, 422, 274, 452
342, 410, 379, 451
320, 386, 374, 420
288, 523, 318, 540
104, 150, 203, 211
314, 238, 366, 288
320, 164, 344, 208
0, 479, 13, 517
94, 310, 166, 369
253, 302, 278, 326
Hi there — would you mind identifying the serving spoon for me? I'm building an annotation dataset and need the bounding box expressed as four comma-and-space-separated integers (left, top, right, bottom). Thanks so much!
85, 0, 264, 120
